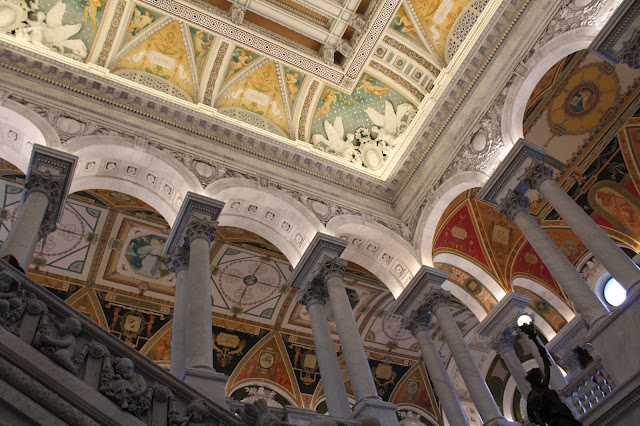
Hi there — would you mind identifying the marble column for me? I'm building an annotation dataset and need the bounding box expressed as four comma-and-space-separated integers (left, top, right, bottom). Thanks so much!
490, 330, 531, 398
402, 307, 469, 426
298, 276, 351, 418
320, 257, 378, 402
164, 192, 227, 405
423, 287, 514, 426
520, 161, 640, 295
286, 233, 398, 424
169, 244, 190, 378
495, 190, 610, 328
0, 146, 77, 270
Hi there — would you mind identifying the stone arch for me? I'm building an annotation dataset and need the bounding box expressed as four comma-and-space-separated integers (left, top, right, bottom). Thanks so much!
501, 26, 601, 147
433, 252, 506, 320
206, 179, 323, 267
415, 171, 486, 266
0, 101, 58, 172
326, 215, 421, 297
65, 137, 201, 225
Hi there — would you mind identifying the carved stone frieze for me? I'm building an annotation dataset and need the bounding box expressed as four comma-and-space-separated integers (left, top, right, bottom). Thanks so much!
524, 0, 607, 64
0, 357, 99, 425
11, 99, 127, 142
229, 4, 246, 25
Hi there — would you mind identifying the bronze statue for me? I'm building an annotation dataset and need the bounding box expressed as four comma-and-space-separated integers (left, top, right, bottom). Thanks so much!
520, 323, 581, 426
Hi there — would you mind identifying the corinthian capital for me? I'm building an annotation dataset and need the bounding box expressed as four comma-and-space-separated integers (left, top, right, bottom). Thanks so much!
184, 217, 218, 245
24, 167, 64, 203
518, 161, 554, 191
402, 307, 432, 336
169, 244, 190, 273
422, 287, 451, 311
494, 190, 529, 221
298, 276, 329, 308
490, 328, 516, 357
319, 257, 347, 280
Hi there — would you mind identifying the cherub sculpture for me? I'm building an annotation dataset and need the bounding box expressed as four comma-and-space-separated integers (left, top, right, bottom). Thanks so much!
520, 323, 581, 426
0, 271, 23, 315
16, 1, 88, 59
33, 311, 82, 375
100, 356, 152, 416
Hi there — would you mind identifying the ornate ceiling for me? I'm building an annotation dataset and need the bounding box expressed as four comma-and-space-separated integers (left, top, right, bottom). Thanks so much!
0, 0, 526, 190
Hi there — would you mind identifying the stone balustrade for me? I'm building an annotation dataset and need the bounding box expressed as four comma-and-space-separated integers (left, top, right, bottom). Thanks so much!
560, 357, 615, 420
0, 261, 240, 426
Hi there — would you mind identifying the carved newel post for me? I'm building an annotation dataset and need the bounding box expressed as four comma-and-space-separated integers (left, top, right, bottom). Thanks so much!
519, 158, 640, 295
287, 233, 398, 424
402, 307, 469, 425
164, 192, 228, 405
0, 146, 77, 270
298, 277, 351, 418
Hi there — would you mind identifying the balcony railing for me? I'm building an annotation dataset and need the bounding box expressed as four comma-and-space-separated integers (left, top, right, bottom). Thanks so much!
560, 357, 616, 420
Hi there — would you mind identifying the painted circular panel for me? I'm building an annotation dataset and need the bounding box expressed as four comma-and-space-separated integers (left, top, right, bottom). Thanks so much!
548, 63, 618, 135
564, 83, 599, 117
218, 259, 283, 307
125, 235, 171, 278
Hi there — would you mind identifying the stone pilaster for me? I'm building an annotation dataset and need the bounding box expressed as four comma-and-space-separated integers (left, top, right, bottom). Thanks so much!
0, 145, 77, 270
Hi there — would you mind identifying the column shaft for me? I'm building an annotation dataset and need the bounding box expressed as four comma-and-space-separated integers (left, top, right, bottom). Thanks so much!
324, 273, 378, 401
500, 348, 531, 397
513, 210, 609, 327
433, 306, 503, 424
188, 238, 213, 369
1, 191, 49, 270
307, 301, 351, 417
414, 328, 469, 425
170, 268, 189, 376
539, 179, 640, 293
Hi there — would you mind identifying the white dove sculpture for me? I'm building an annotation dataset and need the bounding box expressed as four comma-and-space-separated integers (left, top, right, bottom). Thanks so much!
311, 116, 359, 162
23, 1, 87, 59
365, 100, 415, 148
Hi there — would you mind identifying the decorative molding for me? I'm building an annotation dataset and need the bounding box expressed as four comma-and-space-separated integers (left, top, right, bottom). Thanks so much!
164, 192, 225, 254
518, 161, 554, 192
494, 190, 530, 222
392, 266, 448, 315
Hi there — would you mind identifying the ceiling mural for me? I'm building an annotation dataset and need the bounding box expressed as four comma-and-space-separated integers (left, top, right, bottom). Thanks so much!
1, 0, 494, 174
